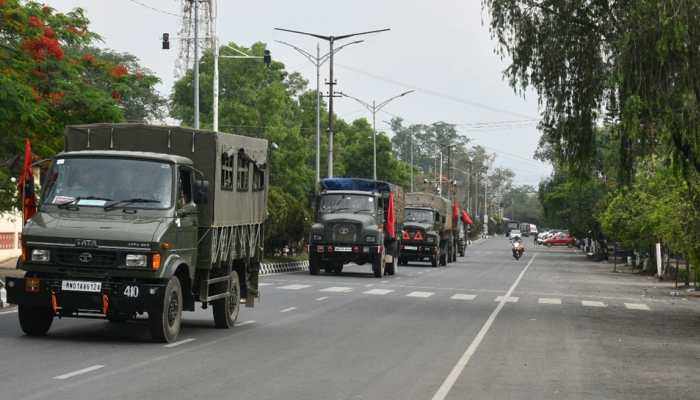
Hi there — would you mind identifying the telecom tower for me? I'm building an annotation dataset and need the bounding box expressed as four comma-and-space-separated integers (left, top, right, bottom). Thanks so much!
176, 0, 216, 78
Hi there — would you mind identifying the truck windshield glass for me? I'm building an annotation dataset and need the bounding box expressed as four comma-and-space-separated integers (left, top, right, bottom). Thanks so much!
42, 157, 173, 209
319, 194, 375, 214
405, 208, 433, 223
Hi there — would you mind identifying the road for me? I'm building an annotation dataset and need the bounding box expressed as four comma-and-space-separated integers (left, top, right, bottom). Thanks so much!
0, 237, 698, 399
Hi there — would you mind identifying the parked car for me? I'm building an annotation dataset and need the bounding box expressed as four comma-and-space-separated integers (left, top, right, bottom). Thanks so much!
544, 232, 576, 247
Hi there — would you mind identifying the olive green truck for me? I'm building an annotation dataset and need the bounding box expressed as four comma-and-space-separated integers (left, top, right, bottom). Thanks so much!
400, 192, 455, 267
6, 123, 268, 342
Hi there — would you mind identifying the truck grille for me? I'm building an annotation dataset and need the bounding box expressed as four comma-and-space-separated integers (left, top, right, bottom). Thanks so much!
329, 223, 360, 243
54, 249, 119, 267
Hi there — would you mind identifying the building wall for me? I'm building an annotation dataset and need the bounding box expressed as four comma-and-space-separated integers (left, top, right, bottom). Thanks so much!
0, 211, 22, 261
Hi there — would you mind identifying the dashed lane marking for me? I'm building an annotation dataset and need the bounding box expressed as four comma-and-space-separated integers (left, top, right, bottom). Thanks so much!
451, 294, 477, 301
258, 282, 273, 286
538, 298, 562, 305
406, 291, 434, 298
320, 286, 353, 293
235, 320, 255, 327
363, 289, 394, 295
315, 296, 329, 301
164, 338, 196, 348
280, 307, 297, 313
277, 284, 312, 290
53, 365, 105, 380
624, 303, 651, 311
582, 300, 607, 308
494, 296, 519, 303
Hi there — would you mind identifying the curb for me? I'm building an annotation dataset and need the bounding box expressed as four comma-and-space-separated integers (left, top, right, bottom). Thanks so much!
260, 260, 309, 276
0, 278, 7, 308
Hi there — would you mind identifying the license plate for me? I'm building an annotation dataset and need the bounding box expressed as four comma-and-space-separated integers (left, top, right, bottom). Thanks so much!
62, 280, 102, 293
334, 246, 352, 252
404, 246, 418, 250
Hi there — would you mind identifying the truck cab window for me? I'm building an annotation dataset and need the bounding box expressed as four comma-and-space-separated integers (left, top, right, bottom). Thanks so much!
178, 168, 192, 208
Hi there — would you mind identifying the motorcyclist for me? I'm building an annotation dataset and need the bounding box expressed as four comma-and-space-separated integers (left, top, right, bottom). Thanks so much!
512, 236, 525, 259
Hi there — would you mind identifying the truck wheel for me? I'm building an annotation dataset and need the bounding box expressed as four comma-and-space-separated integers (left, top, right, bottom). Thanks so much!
372, 248, 385, 278
213, 271, 240, 329
309, 257, 320, 275
149, 276, 183, 343
18, 305, 53, 336
431, 255, 438, 267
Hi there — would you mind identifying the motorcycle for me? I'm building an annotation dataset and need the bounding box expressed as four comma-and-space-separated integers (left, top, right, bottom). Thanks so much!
512, 241, 524, 260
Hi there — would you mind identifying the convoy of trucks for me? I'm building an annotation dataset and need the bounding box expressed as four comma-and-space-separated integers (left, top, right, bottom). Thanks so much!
6, 123, 476, 341
6, 124, 268, 342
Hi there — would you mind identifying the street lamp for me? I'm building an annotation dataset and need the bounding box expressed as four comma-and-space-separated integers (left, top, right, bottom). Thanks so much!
340, 90, 414, 181
274, 27, 390, 177
275, 40, 364, 184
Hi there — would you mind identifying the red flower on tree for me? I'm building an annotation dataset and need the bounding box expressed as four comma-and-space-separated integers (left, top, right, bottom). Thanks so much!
21, 35, 64, 61
81, 53, 96, 64
43, 26, 55, 39
110, 65, 128, 78
111, 90, 122, 101
28, 15, 44, 28
47, 91, 65, 105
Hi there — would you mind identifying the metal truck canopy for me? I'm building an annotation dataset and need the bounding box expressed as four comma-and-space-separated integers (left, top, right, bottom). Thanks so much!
320, 178, 393, 193
64, 123, 268, 227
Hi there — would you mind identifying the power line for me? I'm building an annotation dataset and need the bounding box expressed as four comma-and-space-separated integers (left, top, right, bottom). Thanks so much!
127, 0, 181, 17
335, 62, 536, 119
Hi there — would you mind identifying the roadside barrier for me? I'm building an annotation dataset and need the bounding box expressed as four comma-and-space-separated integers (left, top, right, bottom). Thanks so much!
0, 279, 7, 308
260, 261, 309, 276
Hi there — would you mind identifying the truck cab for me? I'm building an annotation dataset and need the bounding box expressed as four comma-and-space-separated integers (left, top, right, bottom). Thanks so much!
400, 207, 441, 267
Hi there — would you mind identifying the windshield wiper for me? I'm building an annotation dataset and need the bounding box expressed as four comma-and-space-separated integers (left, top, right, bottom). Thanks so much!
104, 198, 160, 211
56, 196, 112, 210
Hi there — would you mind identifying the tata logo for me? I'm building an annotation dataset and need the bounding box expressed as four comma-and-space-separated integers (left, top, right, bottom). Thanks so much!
78, 252, 93, 263
339, 226, 350, 235
75, 239, 98, 248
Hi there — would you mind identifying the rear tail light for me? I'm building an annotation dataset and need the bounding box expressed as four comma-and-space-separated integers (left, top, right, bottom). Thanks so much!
316, 245, 324, 253
352, 246, 360, 253
327, 245, 334, 253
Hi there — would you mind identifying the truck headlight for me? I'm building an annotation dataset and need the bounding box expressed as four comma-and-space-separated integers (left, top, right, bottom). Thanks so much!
126, 254, 148, 267
31, 249, 50, 262
365, 235, 376, 243
312, 234, 323, 242
426, 236, 435, 244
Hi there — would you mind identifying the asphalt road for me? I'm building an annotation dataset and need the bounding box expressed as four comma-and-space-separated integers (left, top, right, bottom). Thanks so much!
1, 237, 698, 400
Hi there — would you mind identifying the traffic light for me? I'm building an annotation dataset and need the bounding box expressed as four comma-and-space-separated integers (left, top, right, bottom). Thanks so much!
162, 33, 170, 50
263, 49, 271, 66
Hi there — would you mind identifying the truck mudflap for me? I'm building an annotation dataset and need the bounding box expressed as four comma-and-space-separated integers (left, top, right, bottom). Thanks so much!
5, 277, 167, 317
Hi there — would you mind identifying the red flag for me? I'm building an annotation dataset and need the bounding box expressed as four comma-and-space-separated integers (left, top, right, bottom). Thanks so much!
18, 139, 37, 223
452, 202, 459, 221
386, 192, 396, 239
461, 210, 473, 225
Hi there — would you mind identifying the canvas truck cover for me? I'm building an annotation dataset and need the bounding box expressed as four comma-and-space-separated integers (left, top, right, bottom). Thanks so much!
405, 192, 453, 230
64, 123, 268, 227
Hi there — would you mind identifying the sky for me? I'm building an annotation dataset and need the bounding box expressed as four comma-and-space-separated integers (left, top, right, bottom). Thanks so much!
47, 0, 552, 187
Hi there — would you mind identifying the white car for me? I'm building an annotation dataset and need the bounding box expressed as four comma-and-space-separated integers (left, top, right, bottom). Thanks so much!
510, 229, 522, 240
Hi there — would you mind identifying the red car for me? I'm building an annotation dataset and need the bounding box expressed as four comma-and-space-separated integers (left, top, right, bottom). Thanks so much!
544, 232, 576, 247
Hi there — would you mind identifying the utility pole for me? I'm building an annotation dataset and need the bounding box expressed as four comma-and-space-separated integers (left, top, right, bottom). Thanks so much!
438, 151, 443, 196
340, 90, 414, 180
484, 164, 489, 237
193, 0, 200, 129
275, 27, 390, 177
275, 40, 363, 183
410, 130, 414, 192
467, 160, 472, 214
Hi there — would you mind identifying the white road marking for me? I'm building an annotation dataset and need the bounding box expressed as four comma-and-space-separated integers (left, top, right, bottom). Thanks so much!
0, 309, 18, 315
280, 307, 297, 313
494, 296, 519, 303
582, 300, 607, 308
164, 338, 196, 348
53, 365, 105, 380
380, 280, 390, 284
539, 298, 562, 305
365, 283, 374, 287
320, 286, 353, 293
406, 291, 434, 298
451, 294, 476, 301
258, 282, 273, 286
277, 284, 311, 290
363, 288, 394, 295
315, 296, 329, 301
625, 303, 651, 311
235, 320, 255, 326
431, 254, 538, 400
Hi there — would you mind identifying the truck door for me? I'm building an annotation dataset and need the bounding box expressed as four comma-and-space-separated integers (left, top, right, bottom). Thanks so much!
176, 167, 198, 266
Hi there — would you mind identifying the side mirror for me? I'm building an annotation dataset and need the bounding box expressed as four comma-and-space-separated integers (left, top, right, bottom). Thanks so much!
194, 179, 210, 204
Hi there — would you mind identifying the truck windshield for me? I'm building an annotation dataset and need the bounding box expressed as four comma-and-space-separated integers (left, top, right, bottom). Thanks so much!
405, 208, 434, 223
42, 157, 173, 209
319, 194, 375, 214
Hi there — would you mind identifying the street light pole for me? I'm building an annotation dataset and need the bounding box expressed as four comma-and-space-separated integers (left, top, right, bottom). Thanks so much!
193, 0, 200, 129
340, 90, 415, 180
410, 130, 414, 192
275, 40, 363, 183
275, 27, 390, 177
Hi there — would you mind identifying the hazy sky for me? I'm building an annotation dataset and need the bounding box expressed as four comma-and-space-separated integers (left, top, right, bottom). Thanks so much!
47, 0, 551, 186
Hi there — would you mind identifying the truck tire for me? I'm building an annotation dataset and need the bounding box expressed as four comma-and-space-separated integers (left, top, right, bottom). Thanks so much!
431, 255, 438, 267
309, 257, 320, 275
372, 248, 385, 278
149, 276, 183, 343
18, 305, 53, 336
213, 271, 240, 329
386, 242, 398, 276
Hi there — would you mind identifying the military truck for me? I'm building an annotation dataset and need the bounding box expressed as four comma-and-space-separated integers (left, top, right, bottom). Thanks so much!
308, 178, 404, 278
6, 123, 268, 342
400, 192, 454, 267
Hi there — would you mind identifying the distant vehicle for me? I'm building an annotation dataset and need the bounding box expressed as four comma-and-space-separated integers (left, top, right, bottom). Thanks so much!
506, 221, 519, 237
510, 229, 522, 240
536, 231, 550, 245
544, 232, 576, 247
529, 224, 538, 235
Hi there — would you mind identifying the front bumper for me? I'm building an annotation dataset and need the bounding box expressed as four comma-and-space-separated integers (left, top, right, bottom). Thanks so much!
309, 244, 382, 264
5, 276, 166, 318
401, 243, 437, 260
